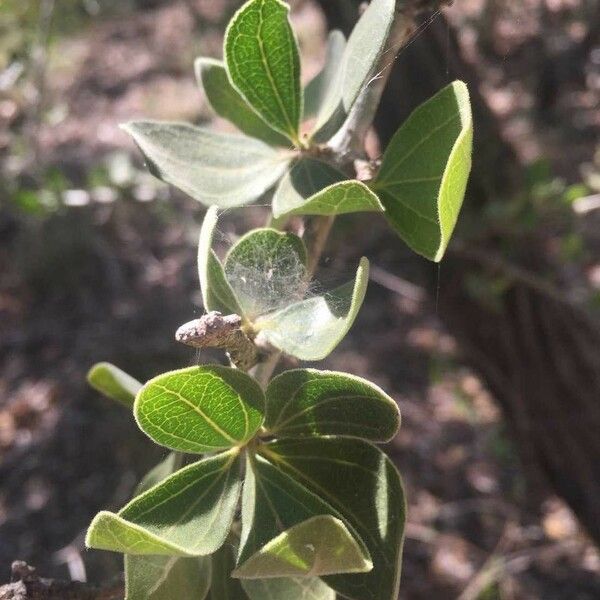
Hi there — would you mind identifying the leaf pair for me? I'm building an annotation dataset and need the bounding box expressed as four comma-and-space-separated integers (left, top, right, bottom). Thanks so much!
200, 207, 369, 361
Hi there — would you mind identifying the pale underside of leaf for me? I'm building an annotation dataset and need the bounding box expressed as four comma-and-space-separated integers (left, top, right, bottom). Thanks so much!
312, 0, 396, 141
125, 554, 211, 600
264, 369, 400, 442
224, 0, 302, 142
255, 257, 369, 361
373, 81, 473, 261
86, 451, 241, 557
233, 515, 372, 579
195, 57, 290, 147
87, 362, 142, 409
122, 121, 292, 208
242, 576, 335, 600
303, 30, 346, 120
134, 366, 265, 453
262, 438, 406, 600
199, 206, 243, 315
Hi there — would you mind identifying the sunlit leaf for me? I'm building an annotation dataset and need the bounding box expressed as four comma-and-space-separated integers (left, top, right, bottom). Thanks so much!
234, 515, 371, 579
211, 529, 336, 600
373, 81, 473, 261
225, 0, 302, 143
273, 159, 384, 218
125, 554, 211, 600
195, 57, 289, 147
87, 362, 142, 409
265, 369, 400, 441
312, 0, 396, 141
135, 366, 265, 454
242, 577, 335, 600
198, 207, 243, 315
86, 450, 241, 556
272, 158, 345, 218
122, 121, 292, 208
224, 229, 308, 320
237, 454, 369, 574
255, 257, 369, 361
304, 30, 346, 120
261, 438, 406, 600
126, 456, 210, 600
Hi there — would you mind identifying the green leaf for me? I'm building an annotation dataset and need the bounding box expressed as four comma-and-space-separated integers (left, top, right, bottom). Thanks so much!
135, 366, 265, 453
264, 369, 400, 441
199, 207, 243, 315
224, 228, 308, 320
225, 0, 302, 143
195, 57, 290, 148
211, 544, 250, 600
242, 577, 335, 600
211, 541, 334, 600
126, 455, 210, 600
273, 159, 384, 217
87, 362, 142, 409
373, 81, 473, 261
237, 454, 370, 573
304, 30, 346, 120
234, 515, 371, 579
125, 554, 211, 600
86, 450, 242, 556
136, 453, 181, 495
312, 0, 396, 141
272, 158, 345, 218
262, 438, 406, 600
122, 121, 292, 208
255, 257, 369, 361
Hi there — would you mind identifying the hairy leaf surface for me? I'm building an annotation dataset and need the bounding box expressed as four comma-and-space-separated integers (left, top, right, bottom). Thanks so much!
135, 366, 265, 453
373, 81, 473, 261
265, 369, 400, 441
195, 57, 289, 147
262, 438, 406, 600
255, 257, 369, 361
122, 121, 291, 208
225, 0, 302, 142
87, 362, 142, 409
87, 451, 241, 556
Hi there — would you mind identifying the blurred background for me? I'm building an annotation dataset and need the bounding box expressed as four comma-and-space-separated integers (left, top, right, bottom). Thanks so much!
0, 0, 599, 598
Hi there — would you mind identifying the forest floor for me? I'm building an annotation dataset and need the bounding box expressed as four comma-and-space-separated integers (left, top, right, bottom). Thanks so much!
0, 1, 599, 598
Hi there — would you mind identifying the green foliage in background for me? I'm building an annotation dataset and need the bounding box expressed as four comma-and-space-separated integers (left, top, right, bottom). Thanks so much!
85, 0, 473, 598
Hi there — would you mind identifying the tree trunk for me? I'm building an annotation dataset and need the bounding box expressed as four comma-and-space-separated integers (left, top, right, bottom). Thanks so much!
315, 1, 600, 545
